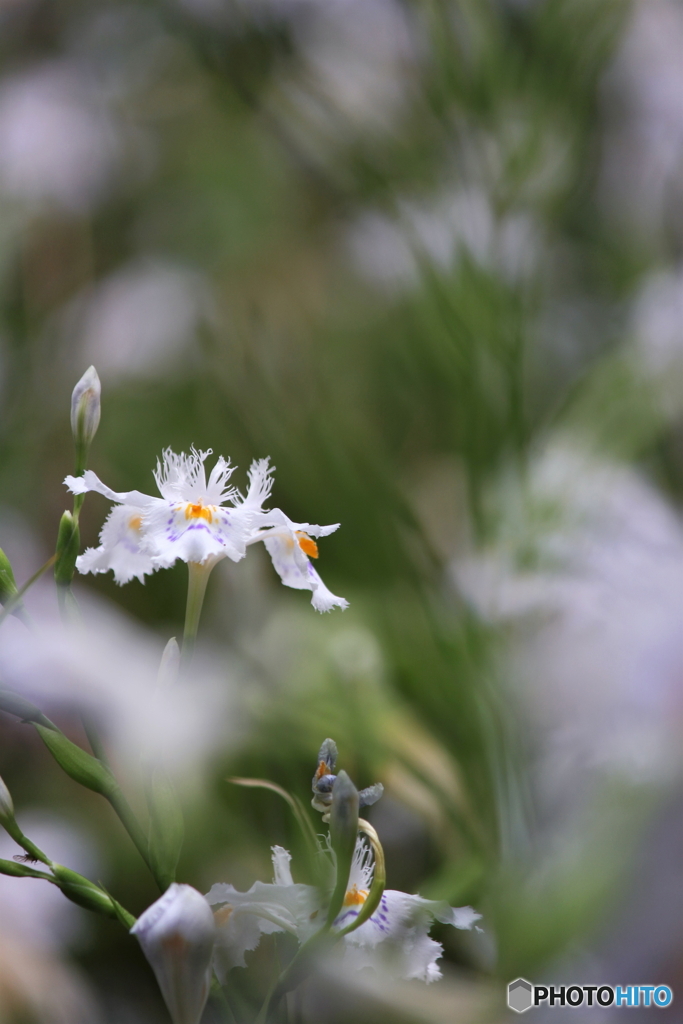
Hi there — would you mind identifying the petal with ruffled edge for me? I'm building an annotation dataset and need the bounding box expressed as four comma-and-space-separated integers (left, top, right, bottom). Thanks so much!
77, 504, 156, 584
144, 501, 252, 568
153, 447, 238, 505
255, 511, 348, 612
206, 846, 320, 981
234, 458, 275, 511
338, 888, 481, 982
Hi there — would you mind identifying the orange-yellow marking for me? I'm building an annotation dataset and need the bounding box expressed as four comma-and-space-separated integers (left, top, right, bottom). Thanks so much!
128, 515, 143, 531
315, 760, 328, 781
297, 532, 318, 559
185, 502, 214, 523
343, 885, 368, 906
214, 906, 233, 927
161, 932, 188, 955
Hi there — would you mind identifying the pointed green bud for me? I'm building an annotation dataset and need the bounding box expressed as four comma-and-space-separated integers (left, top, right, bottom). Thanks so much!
0, 774, 15, 824
0, 857, 53, 880
146, 767, 184, 891
0, 549, 18, 605
52, 863, 119, 919
54, 510, 80, 587
71, 365, 101, 455
33, 722, 117, 798
325, 770, 359, 927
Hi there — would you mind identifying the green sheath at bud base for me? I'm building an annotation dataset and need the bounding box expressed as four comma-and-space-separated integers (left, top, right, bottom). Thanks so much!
54, 511, 80, 587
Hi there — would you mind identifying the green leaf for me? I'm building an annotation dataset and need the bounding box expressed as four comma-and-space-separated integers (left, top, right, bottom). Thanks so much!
146, 767, 184, 890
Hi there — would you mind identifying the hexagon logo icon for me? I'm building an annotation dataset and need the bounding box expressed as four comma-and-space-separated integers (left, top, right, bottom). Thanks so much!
508, 978, 533, 1013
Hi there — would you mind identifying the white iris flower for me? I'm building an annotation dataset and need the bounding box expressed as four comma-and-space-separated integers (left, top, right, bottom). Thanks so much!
65, 449, 347, 611
206, 840, 480, 984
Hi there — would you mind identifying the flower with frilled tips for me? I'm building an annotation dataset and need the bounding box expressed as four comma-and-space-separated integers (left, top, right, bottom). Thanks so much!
65, 452, 348, 611
206, 740, 479, 984
65, 448, 264, 584
131, 883, 216, 1024
206, 839, 479, 984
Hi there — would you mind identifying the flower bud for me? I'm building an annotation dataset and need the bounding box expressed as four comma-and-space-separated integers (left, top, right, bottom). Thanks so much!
326, 770, 359, 927
52, 864, 120, 919
131, 884, 216, 1024
54, 510, 80, 587
0, 774, 15, 824
71, 365, 101, 454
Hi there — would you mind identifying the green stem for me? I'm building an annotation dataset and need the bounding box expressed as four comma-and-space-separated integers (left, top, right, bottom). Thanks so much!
0, 554, 56, 628
181, 561, 212, 666
210, 977, 236, 1024
1, 819, 51, 866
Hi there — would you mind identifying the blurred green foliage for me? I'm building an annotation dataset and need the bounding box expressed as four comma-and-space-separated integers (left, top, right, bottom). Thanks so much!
3, 0, 682, 1020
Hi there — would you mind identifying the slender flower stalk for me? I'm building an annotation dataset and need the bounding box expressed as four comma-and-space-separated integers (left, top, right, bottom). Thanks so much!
181, 560, 214, 666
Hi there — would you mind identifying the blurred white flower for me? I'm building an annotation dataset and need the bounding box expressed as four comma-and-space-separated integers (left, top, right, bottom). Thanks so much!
347, 186, 539, 291
453, 439, 683, 795
0, 64, 120, 212
131, 884, 215, 1024
72, 261, 210, 383
207, 840, 479, 984
289, 0, 415, 133
0, 813, 99, 951
600, 0, 683, 238
630, 266, 683, 416
0, 600, 234, 776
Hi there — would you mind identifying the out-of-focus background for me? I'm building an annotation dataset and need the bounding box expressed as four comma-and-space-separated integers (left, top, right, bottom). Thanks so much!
1, 0, 683, 1020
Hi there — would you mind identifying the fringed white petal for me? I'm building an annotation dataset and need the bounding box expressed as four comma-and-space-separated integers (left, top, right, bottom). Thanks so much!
144, 503, 249, 568
76, 504, 156, 584
237, 458, 275, 510
261, 532, 348, 612
271, 845, 294, 886
153, 447, 237, 504
206, 877, 321, 980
